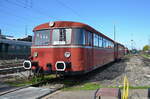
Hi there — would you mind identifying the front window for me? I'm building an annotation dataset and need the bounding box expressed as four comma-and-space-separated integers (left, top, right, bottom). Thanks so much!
34, 28, 86, 46
52, 28, 71, 45
34, 30, 50, 45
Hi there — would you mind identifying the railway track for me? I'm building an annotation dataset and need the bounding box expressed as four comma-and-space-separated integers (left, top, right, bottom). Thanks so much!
0, 62, 25, 74
0, 63, 23, 69
0, 66, 24, 74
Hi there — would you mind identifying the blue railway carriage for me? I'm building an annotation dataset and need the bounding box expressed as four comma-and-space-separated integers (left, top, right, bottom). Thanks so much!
0, 39, 31, 59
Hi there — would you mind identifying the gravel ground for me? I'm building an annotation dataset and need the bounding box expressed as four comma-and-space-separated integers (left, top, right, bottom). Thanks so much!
41, 55, 150, 93
43, 55, 150, 99
87, 55, 150, 87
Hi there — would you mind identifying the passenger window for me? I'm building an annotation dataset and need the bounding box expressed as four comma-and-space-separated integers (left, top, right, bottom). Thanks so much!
105, 39, 108, 48
87, 31, 92, 46
94, 34, 96, 46
111, 42, 114, 48
96, 35, 99, 47
72, 28, 85, 45
98, 36, 102, 47
102, 38, 106, 48
94, 34, 98, 47
107, 40, 110, 48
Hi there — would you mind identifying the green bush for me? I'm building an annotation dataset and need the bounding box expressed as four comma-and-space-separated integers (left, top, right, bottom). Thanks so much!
143, 45, 150, 51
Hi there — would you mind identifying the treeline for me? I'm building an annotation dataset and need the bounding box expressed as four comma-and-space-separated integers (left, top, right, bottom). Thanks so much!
143, 45, 150, 51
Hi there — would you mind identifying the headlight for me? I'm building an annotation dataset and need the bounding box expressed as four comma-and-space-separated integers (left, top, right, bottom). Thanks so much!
64, 52, 71, 58
33, 52, 38, 57
23, 60, 31, 69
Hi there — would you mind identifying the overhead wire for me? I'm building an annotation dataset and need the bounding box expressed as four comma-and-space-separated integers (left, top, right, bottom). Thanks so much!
55, 0, 84, 20
1, 0, 62, 36
6, 0, 61, 21
0, 7, 36, 24
16, 0, 32, 8
5, 0, 27, 8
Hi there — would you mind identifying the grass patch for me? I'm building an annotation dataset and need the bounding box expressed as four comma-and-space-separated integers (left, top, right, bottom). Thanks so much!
63, 82, 101, 91
5, 80, 33, 87
108, 86, 150, 89
141, 54, 150, 59
62, 82, 150, 91
128, 86, 150, 89
5, 74, 56, 87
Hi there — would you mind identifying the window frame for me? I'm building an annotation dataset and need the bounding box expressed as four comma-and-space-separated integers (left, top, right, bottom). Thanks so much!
52, 28, 72, 45
33, 29, 51, 46
71, 28, 86, 46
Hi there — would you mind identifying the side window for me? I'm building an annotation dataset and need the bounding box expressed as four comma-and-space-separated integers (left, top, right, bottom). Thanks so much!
105, 39, 108, 48
96, 35, 99, 47
94, 34, 98, 47
98, 36, 102, 47
87, 31, 92, 46
102, 38, 106, 48
108, 41, 111, 48
110, 41, 114, 48
72, 28, 85, 45
105, 39, 109, 48
94, 34, 96, 46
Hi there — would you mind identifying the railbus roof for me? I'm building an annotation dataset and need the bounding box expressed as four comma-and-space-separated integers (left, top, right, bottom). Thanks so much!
33, 21, 115, 43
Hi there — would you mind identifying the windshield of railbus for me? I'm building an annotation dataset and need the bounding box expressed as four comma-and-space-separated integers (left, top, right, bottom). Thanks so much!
33, 28, 86, 46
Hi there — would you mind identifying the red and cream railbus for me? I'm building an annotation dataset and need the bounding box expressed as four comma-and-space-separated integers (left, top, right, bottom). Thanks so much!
23, 21, 125, 75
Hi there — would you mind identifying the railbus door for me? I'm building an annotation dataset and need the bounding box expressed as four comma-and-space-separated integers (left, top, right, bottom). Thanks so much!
86, 31, 93, 71
114, 43, 118, 60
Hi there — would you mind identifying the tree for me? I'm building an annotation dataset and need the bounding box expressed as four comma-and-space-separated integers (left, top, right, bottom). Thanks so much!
143, 45, 150, 51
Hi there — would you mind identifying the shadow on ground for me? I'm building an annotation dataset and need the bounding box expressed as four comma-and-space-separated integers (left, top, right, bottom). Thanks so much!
45, 57, 129, 88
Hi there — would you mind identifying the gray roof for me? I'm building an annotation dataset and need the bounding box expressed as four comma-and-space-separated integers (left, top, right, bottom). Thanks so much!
0, 39, 32, 46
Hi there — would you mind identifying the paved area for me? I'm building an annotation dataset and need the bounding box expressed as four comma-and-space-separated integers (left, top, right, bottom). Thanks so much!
0, 82, 16, 93
43, 90, 95, 99
0, 87, 53, 99
43, 89, 149, 99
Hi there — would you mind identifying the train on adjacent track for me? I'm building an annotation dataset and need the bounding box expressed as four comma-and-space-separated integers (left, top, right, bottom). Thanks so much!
0, 37, 31, 59
23, 21, 125, 75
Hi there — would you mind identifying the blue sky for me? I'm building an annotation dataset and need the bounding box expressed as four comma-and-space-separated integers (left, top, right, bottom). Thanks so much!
0, 0, 150, 49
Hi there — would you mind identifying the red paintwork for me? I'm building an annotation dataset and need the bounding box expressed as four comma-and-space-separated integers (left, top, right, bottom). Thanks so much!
30, 21, 125, 74
31, 47, 115, 72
